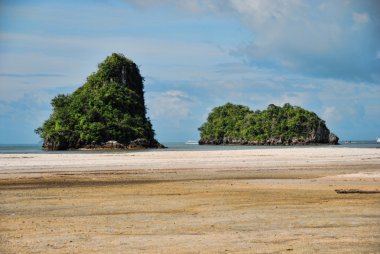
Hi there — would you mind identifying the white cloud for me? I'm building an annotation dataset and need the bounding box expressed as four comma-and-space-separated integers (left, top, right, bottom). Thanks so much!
229, 0, 303, 26
353, 12, 370, 25
352, 12, 370, 31
0, 32, 229, 103
248, 91, 311, 111
322, 106, 343, 124
125, 0, 225, 13
126, 0, 379, 81
273, 92, 310, 107
146, 90, 199, 126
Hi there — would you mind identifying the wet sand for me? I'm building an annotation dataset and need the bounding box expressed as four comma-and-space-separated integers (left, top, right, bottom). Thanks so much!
0, 148, 379, 253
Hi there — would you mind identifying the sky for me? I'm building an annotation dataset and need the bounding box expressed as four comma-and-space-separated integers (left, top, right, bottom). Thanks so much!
0, 0, 379, 143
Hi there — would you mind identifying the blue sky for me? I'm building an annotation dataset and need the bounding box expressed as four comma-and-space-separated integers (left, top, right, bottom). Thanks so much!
0, 0, 379, 143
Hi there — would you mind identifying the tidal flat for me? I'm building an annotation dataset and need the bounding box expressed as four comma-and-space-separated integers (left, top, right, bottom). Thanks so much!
0, 148, 379, 253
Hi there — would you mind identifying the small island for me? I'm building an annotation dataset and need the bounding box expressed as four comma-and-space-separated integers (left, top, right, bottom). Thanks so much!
35, 53, 164, 150
198, 103, 339, 145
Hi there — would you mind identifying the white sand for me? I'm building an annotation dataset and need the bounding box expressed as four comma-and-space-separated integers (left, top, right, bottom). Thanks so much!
1, 147, 379, 174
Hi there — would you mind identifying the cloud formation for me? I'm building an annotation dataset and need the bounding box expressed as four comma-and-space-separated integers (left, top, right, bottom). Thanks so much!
0, 0, 379, 143
147, 90, 199, 124
353, 12, 370, 25
126, 0, 380, 82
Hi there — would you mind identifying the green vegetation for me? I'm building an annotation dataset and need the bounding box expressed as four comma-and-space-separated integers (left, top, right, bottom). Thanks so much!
35, 53, 160, 150
199, 103, 339, 145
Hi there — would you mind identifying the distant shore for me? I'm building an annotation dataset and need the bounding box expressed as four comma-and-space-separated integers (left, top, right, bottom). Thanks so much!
1, 147, 379, 253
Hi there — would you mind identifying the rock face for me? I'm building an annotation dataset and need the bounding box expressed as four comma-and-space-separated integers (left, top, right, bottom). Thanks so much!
36, 53, 164, 150
42, 138, 69, 151
128, 138, 166, 149
78, 140, 125, 150
199, 129, 339, 146
328, 133, 339, 144
198, 103, 339, 146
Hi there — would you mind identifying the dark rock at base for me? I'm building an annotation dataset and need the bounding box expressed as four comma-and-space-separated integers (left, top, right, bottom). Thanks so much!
128, 138, 167, 149
103, 140, 125, 149
128, 138, 150, 149
155, 143, 167, 149
80, 140, 125, 150
328, 133, 339, 144
199, 138, 222, 145
43, 138, 166, 150
42, 138, 69, 151
199, 134, 340, 147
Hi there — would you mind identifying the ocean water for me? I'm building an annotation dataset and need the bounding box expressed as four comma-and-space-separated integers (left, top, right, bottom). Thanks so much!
0, 141, 379, 154
164, 141, 380, 151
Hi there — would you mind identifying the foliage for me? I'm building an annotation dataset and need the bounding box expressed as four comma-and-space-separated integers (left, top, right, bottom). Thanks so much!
199, 103, 324, 142
35, 53, 157, 149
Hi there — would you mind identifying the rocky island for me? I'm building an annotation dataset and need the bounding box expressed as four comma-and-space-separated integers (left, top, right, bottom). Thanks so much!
35, 53, 164, 150
199, 103, 339, 145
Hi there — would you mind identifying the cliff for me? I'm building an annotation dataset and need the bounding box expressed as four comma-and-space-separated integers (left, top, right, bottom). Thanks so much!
35, 53, 164, 150
198, 103, 339, 146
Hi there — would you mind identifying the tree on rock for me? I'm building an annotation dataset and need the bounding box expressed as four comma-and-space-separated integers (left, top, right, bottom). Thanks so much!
198, 103, 339, 145
35, 53, 162, 150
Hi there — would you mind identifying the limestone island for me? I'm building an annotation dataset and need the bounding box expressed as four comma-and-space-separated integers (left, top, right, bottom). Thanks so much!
35, 53, 164, 150
198, 103, 339, 146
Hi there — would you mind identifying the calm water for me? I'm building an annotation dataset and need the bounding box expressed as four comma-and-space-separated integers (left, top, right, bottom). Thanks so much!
0, 141, 379, 154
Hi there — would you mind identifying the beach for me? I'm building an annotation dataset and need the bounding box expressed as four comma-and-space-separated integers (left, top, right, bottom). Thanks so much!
0, 147, 379, 253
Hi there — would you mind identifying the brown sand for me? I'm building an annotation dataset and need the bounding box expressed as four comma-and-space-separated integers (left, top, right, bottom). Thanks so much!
0, 147, 379, 253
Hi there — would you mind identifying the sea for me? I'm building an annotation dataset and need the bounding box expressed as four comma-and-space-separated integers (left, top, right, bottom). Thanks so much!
0, 141, 379, 154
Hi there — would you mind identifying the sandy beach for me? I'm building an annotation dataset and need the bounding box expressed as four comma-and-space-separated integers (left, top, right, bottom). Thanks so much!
0, 147, 379, 253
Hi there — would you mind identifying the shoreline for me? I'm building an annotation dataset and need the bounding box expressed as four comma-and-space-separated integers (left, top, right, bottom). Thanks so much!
0, 147, 379, 173
1, 147, 379, 253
